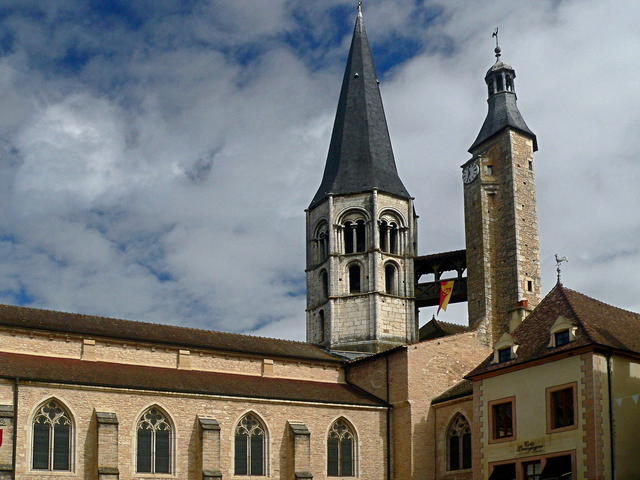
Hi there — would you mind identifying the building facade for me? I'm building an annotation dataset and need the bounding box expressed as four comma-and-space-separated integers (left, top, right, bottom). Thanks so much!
0, 5, 637, 480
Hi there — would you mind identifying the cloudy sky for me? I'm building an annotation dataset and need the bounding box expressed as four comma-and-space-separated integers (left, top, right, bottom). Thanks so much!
0, 0, 638, 340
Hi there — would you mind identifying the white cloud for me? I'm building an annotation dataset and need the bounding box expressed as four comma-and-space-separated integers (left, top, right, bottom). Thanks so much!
0, 0, 638, 342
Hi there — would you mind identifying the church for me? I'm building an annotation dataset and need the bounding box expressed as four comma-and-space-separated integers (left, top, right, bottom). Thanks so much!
0, 5, 638, 480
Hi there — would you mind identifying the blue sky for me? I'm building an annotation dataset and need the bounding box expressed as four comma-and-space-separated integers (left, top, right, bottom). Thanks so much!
0, 0, 638, 339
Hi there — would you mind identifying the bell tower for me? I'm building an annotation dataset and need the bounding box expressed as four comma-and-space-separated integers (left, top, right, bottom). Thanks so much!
463, 43, 541, 346
305, 4, 417, 353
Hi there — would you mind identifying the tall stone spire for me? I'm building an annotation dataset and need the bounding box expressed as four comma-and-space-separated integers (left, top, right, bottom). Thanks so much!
309, 4, 410, 209
469, 48, 537, 153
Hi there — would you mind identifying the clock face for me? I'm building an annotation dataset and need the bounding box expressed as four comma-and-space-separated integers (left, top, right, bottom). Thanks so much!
462, 163, 480, 184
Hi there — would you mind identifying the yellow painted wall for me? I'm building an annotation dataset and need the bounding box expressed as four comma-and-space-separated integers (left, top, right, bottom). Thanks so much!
612, 356, 640, 479
481, 355, 584, 478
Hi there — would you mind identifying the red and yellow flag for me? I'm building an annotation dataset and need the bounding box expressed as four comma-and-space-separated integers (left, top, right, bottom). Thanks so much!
437, 280, 455, 315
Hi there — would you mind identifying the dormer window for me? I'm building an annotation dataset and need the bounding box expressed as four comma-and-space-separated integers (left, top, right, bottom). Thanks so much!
554, 330, 570, 347
492, 333, 518, 364
548, 316, 577, 348
498, 347, 512, 363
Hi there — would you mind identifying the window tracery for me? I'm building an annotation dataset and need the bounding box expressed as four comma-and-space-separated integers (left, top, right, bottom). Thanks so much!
235, 413, 267, 476
137, 406, 172, 474
32, 399, 72, 471
447, 414, 471, 471
327, 418, 356, 477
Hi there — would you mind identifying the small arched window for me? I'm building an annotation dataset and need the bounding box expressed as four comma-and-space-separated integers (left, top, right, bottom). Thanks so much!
32, 399, 72, 471
235, 413, 267, 476
137, 406, 172, 474
385, 263, 398, 295
447, 414, 471, 471
327, 418, 356, 477
321, 270, 329, 299
314, 222, 329, 264
348, 264, 361, 293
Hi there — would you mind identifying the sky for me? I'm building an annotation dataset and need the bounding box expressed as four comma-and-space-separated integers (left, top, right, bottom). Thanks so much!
0, 0, 638, 340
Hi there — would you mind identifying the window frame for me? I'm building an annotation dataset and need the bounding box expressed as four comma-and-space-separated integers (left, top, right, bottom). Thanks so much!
347, 263, 363, 294
30, 399, 74, 473
488, 396, 516, 443
546, 382, 578, 434
445, 413, 472, 472
135, 405, 174, 475
327, 417, 357, 477
234, 412, 268, 477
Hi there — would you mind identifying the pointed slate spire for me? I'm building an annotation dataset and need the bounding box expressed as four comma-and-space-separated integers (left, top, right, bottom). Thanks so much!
469, 46, 537, 153
309, 4, 410, 209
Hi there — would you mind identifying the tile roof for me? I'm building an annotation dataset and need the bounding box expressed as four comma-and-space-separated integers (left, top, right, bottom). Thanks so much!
468, 284, 640, 378
0, 304, 342, 363
0, 351, 386, 407
431, 379, 473, 404
419, 318, 469, 341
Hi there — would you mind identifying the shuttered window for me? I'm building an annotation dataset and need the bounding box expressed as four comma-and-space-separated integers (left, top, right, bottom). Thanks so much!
327, 418, 356, 477
31, 400, 72, 471
136, 407, 173, 474
235, 413, 266, 476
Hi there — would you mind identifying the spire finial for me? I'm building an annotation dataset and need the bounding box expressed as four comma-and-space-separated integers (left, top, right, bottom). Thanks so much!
555, 254, 568, 284
492, 27, 501, 61
358, 0, 363, 15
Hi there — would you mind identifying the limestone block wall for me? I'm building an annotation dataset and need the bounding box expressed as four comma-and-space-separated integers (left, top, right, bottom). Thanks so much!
9, 382, 387, 480
464, 130, 541, 346
0, 327, 343, 384
306, 191, 417, 350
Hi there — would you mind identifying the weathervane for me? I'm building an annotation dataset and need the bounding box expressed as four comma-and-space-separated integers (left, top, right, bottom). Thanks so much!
555, 254, 568, 284
492, 27, 501, 61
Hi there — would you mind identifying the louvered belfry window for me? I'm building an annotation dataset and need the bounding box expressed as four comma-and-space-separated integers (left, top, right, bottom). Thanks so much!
32, 400, 72, 471
136, 407, 172, 474
235, 413, 266, 476
327, 418, 355, 477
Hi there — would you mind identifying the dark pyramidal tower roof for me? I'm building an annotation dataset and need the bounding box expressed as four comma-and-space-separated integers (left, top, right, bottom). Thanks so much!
309, 5, 410, 209
469, 46, 537, 153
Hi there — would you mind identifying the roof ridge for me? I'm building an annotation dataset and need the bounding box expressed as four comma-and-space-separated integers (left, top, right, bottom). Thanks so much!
554, 285, 597, 344
0, 303, 324, 349
560, 285, 640, 317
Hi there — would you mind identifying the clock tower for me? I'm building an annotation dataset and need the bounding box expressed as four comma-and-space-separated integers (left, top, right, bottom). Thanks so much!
463, 45, 541, 346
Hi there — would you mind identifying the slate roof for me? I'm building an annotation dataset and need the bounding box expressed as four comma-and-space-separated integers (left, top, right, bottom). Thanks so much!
467, 284, 640, 378
0, 304, 342, 363
469, 60, 537, 153
0, 351, 385, 407
419, 318, 469, 341
431, 379, 473, 404
309, 7, 410, 209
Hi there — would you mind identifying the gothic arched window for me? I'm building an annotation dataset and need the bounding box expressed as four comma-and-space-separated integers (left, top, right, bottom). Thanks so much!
32, 399, 72, 471
235, 413, 267, 476
137, 406, 173, 474
327, 418, 356, 477
447, 414, 471, 471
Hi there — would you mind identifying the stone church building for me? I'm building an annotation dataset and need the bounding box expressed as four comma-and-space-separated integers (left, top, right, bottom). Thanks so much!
1, 6, 639, 480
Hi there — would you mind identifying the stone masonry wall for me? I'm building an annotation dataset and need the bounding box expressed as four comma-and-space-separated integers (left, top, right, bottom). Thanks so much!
464, 129, 540, 347
0, 327, 343, 384
11, 381, 387, 480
